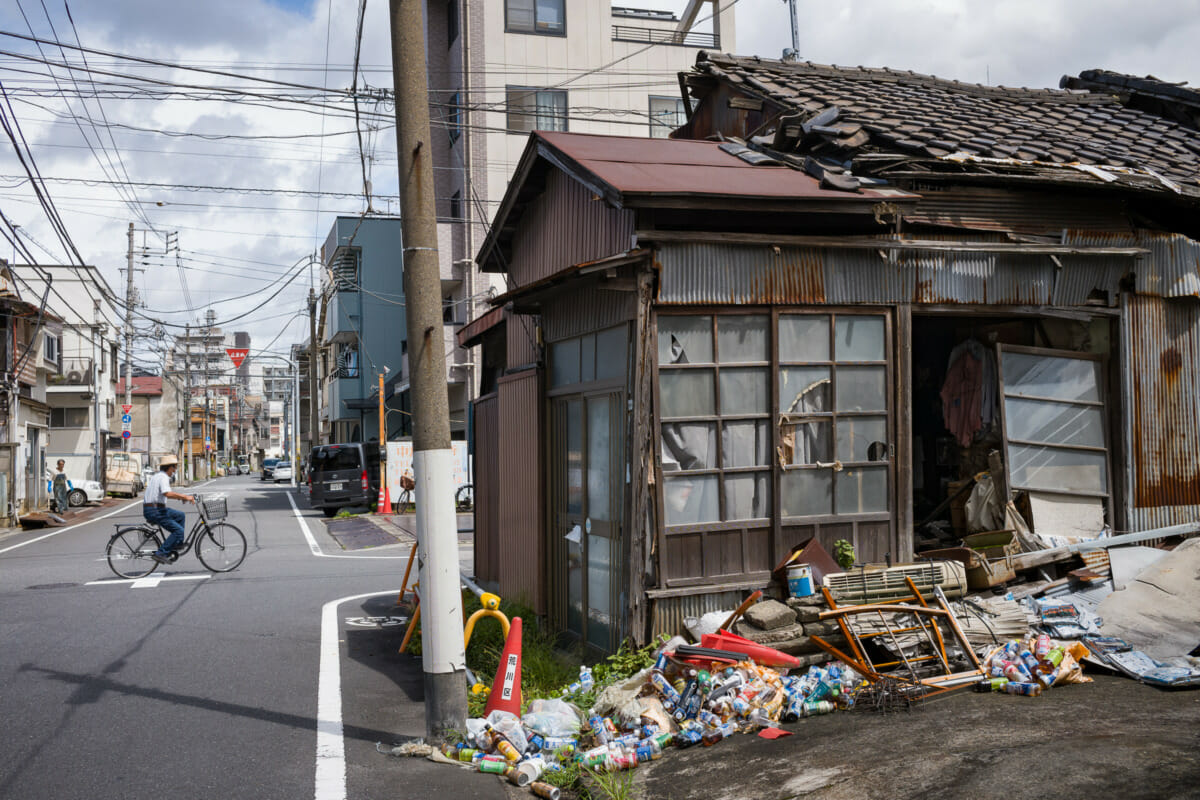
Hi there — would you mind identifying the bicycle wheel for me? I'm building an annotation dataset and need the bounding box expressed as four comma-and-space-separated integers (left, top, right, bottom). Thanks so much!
106, 527, 162, 579
196, 522, 247, 572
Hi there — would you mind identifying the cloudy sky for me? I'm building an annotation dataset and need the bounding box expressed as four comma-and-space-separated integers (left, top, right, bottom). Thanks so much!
0, 0, 1195, 371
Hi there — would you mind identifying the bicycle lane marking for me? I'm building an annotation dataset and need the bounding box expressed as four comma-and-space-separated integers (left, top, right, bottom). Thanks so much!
286, 492, 412, 559
0, 479, 218, 556
317, 589, 400, 800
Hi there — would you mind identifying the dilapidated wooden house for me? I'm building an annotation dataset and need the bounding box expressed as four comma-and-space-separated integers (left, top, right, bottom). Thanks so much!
461, 55, 1200, 652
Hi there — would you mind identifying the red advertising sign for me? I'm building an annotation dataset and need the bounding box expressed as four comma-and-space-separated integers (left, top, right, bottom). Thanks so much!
121, 404, 132, 414
226, 348, 249, 369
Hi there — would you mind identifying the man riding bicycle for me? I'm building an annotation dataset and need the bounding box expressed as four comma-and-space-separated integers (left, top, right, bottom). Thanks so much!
144, 455, 195, 565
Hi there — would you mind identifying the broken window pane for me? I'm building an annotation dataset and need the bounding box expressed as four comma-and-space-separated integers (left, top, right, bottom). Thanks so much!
722, 420, 770, 468
1002, 352, 1101, 403
836, 416, 888, 462
835, 316, 885, 361
658, 315, 712, 365
725, 472, 771, 520
660, 370, 715, 417
661, 422, 717, 471
779, 315, 830, 362
836, 467, 888, 514
720, 367, 768, 415
780, 420, 831, 465
1005, 398, 1104, 448
1009, 444, 1107, 494
779, 366, 830, 413
664, 474, 719, 525
781, 468, 832, 516
717, 315, 768, 362
835, 366, 886, 412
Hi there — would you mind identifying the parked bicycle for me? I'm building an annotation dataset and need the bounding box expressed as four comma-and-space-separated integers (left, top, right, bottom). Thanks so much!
105, 493, 247, 578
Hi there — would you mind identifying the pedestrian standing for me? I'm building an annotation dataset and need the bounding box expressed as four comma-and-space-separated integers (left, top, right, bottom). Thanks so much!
51, 459, 72, 513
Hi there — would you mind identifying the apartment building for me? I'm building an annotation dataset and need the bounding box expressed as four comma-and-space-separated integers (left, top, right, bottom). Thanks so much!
425, 0, 735, 382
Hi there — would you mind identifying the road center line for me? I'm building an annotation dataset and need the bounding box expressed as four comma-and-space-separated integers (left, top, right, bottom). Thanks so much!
317, 589, 400, 800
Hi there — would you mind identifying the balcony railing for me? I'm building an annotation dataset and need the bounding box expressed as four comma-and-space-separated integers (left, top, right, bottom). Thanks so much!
612, 25, 719, 48
49, 358, 94, 386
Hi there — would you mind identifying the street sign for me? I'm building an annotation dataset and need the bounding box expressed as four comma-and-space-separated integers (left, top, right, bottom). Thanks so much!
121, 430, 131, 439
121, 414, 133, 424
121, 404, 132, 414
226, 348, 249, 369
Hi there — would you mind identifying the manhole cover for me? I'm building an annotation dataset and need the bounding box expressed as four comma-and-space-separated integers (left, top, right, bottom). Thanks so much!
28, 583, 80, 590
345, 616, 408, 627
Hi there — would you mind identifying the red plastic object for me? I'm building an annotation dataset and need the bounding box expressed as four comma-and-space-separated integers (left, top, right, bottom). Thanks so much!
700, 631, 801, 669
483, 616, 523, 717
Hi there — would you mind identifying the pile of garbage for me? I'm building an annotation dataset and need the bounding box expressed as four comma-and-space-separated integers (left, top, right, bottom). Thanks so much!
974, 634, 1091, 696
443, 653, 863, 796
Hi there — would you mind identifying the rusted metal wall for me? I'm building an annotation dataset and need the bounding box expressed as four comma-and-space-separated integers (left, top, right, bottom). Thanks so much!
497, 369, 545, 613
648, 588, 747, 641
507, 170, 635, 290
1122, 293, 1200, 530
541, 287, 635, 343
506, 312, 539, 369
904, 186, 1132, 236
473, 392, 500, 585
1067, 231, 1200, 298
655, 239, 1133, 307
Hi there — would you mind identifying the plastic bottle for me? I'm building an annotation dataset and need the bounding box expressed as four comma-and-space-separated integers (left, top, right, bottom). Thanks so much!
650, 672, 682, 706
588, 715, 611, 745
478, 755, 509, 774
635, 738, 662, 762
675, 728, 703, 748
1003, 681, 1043, 697
1034, 634, 1052, 657
747, 707, 774, 728
973, 677, 1010, 693
802, 700, 836, 717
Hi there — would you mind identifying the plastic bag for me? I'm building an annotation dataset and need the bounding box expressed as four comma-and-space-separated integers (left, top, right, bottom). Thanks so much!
1052, 651, 1092, 685
486, 710, 528, 753
589, 666, 651, 718
521, 697, 583, 737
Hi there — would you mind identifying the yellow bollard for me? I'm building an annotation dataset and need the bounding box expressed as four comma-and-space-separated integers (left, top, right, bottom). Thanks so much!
463, 592, 510, 649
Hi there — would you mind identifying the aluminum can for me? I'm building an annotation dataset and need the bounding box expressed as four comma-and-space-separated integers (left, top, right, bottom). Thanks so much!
530, 781, 562, 800
802, 700, 835, 717
588, 716, 610, 745
654, 652, 670, 673
650, 672, 681, 705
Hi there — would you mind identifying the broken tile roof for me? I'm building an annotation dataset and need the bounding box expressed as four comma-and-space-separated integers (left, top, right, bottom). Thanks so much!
689, 53, 1200, 199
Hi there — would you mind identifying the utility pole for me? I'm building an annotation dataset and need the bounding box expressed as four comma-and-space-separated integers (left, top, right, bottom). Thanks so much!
123, 222, 134, 452
309, 287, 320, 450
378, 371, 386, 498
389, 0, 467, 740
205, 309, 215, 478
184, 324, 192, 482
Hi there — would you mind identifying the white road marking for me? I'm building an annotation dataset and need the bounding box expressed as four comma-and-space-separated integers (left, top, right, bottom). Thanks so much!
286, 492, 414, 559
0, 479, 217, 556
317, 589, 400, 800
86, 574, 210, 587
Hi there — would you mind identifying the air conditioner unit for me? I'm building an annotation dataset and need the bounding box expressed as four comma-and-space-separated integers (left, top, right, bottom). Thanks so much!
823, 560, 968, 604
66, 370, 83, 383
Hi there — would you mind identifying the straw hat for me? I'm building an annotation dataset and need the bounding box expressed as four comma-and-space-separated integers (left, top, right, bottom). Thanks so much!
159, 455, 179, 467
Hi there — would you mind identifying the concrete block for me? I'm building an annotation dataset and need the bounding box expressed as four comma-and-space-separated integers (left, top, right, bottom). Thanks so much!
743, 599, 797, 631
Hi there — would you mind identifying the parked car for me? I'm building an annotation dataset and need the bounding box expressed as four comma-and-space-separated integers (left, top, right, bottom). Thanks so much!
261, 458, 279, 481
238, 460, 250, 475
273, 462, 293, 483
68, 480, 105, 507
307, 443, 381, 518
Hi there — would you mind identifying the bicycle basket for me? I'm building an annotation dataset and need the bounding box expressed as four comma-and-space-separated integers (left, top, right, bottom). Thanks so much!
199, 494, 228, 521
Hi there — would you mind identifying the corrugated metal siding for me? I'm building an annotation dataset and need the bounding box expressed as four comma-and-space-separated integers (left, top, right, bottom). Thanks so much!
473, 393, 500, 585
541, 289, 636, 342
656, 239, 1132, 306
508, 170, 636, 289
649, 589, 748, 640
1123, 294, 1200, 529
1066, 231, 1200, 299
497, 369, 545, 613
506, 312, 539, 368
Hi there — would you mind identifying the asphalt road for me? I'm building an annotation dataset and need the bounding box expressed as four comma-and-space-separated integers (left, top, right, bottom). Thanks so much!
0, 475, 502, 800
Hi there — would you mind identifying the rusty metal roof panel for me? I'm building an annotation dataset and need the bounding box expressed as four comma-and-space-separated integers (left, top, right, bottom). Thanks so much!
535, 131, 918, 203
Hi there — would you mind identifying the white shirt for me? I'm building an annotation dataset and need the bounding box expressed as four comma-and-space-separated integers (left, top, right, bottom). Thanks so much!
144, 471, 172, 505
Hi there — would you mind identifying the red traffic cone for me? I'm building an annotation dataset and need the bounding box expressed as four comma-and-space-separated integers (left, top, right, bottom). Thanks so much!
483, 616, 522, 717
376, 486, 391, 514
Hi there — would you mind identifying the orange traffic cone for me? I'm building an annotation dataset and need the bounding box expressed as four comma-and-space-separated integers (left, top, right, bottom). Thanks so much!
483, 616, 522, 717
376, 486, 391, 514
